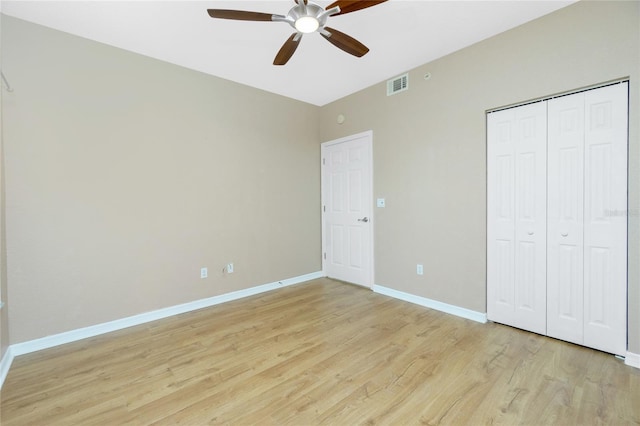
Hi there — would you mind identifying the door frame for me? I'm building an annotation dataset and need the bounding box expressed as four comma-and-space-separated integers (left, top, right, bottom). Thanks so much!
321, 130, 374, 288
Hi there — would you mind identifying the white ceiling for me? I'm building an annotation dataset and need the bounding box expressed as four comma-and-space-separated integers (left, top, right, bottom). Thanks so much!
2, 0, 576, 106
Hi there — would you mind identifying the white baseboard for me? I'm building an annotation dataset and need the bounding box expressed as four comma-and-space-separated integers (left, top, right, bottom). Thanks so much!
373, 284, 487, 324
0, 346, 14, 389
2, 274, 636, 388
626, 351, 640, 369
9, 271, 324, 359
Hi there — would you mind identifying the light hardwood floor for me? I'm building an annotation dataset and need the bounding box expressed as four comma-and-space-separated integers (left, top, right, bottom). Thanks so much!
2, 278, 639, 425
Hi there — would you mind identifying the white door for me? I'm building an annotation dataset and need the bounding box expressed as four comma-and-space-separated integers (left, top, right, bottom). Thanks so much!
487, 102, 547, 334
582, 83, 628, 355
321, 131, 373, 287
547, 92, 586, 346
547, 82, 628, 356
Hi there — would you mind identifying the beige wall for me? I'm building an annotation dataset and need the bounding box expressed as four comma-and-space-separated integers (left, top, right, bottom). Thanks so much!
1, 113, 7, 359
320, 1, 640, 352
0, 140, 7, 360
2, 15, 321, 344
0, 1, 9, 360
3, 1, 640, 356
1, 129, 7, 360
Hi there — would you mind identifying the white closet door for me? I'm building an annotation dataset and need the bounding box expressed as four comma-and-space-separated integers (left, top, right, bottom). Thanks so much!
548, 83, 628, 356
487, 102, 547, 334
547, 93, 586, 345
582, 82, 628, 356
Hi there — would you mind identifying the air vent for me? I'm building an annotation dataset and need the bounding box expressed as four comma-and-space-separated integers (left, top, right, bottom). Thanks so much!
387, 73, 408, 96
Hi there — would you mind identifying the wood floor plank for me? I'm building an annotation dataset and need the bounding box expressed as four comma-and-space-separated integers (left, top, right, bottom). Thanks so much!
2, 278, 639, 425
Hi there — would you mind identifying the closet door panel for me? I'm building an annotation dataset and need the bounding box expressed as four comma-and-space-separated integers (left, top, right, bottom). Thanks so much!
547, 93, 585, 345
513, 102, 547, 334
583, 82, 628, 356
488, 102, 546, 334
488, 109, 517, 324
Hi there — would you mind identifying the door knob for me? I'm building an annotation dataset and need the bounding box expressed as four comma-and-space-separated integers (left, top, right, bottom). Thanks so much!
561, 232, 568, 237
527, 231, 534, 235
358, 217, 369, 223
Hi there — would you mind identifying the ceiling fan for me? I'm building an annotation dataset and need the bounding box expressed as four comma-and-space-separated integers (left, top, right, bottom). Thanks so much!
207, 0, 388, 65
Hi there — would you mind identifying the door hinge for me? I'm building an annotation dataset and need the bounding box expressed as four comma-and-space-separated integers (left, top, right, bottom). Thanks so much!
322, 158, 326, 165
323, 205, 326, 212
324, 252, 326, 260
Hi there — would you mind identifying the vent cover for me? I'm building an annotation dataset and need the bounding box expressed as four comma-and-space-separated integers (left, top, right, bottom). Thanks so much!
387, 73, 408, 96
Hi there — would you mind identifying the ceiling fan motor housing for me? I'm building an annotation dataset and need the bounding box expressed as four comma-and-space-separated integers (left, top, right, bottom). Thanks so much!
291, 2, 325, 22
274, 1, 340, 34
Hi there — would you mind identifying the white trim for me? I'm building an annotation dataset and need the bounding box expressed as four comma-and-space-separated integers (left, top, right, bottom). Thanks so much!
373, 284, 488, 324
625, 351, 640, 369
0, 346, 14, 389
1, 274, 634, 389
322, 130, 373, 148
10, 271, 324, 358
486, 79, 629, 114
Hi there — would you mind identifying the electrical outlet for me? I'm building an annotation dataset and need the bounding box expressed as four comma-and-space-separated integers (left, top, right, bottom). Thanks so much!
200, 267, 208, 279
227, 263, 234, 273
417, 264, 424, 275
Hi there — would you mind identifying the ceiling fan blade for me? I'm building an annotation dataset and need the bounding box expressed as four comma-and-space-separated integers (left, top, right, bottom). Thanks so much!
207, 9, 276, 21
325, 0, 388, 16
322, 27, 369, 57
274, 33, 302, 66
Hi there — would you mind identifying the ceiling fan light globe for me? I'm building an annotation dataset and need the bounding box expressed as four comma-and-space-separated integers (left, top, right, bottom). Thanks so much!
295, 16, 319, 33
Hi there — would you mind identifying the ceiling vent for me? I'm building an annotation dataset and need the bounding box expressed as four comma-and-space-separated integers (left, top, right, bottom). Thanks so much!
387, 73, 408, 96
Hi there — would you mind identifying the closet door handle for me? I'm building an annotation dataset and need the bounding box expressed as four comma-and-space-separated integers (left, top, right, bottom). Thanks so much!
561, 232, 569, 237
527, 231, 534, 236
